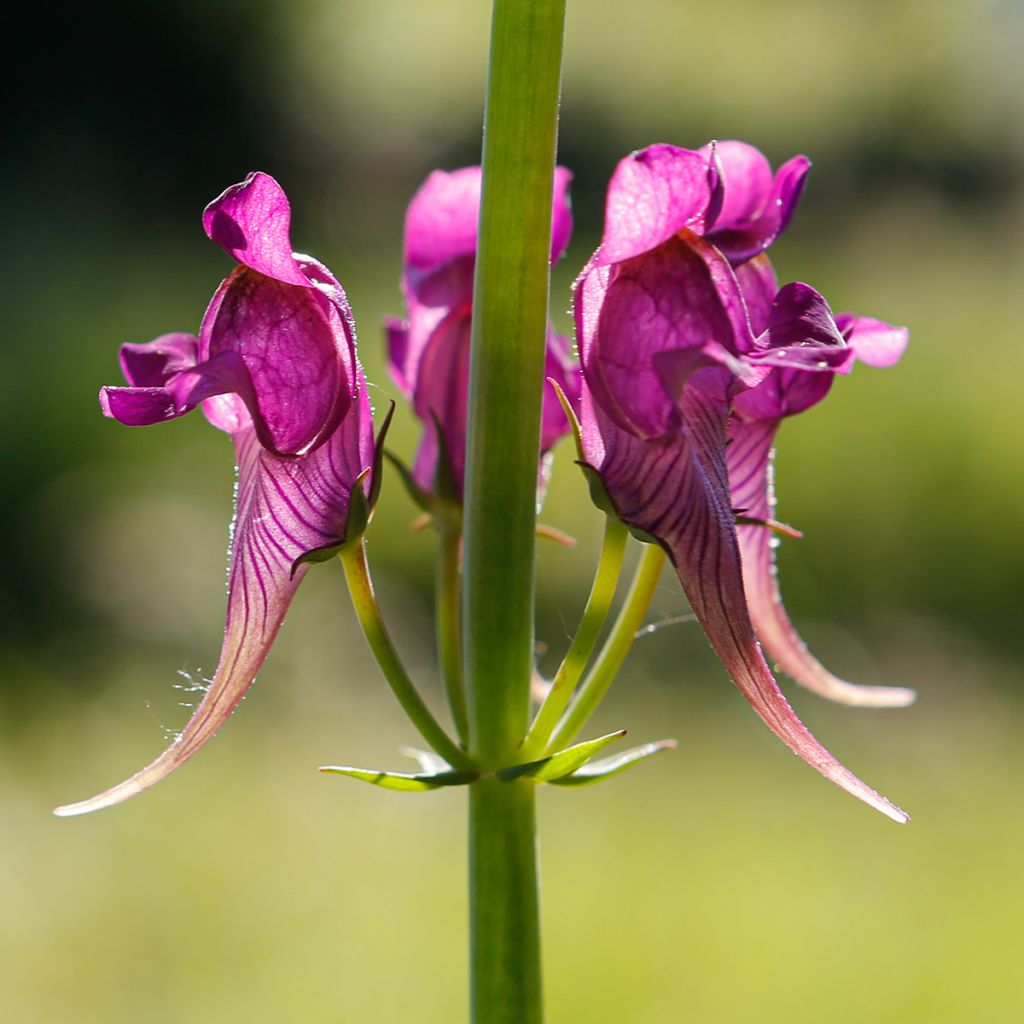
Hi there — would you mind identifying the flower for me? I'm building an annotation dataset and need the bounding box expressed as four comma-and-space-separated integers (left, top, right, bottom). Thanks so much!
386, 165, 579, 503
575, 142, 908, 821
729, 255, 913, 708
56, 173, 375, 816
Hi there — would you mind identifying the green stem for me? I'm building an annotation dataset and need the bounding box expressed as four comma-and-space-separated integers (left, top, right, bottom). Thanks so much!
548, 543, 667, 752
437, 526, 469, 744
463, 1, 565, 1021
463, 0, 566, 765
469, 778, 542, 1024
523, 517, 629, 755
340, 540, 473, 772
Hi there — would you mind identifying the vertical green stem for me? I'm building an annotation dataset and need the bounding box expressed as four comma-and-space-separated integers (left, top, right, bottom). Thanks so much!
463, 1, 565, 1021
469, 778, 541, 1024
463, 0, 566, 763
437, 525, 469, 744
549, 544, 667, 752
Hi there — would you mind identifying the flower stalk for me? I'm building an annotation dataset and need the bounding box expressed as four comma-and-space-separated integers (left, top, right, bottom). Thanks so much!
523, 516, 629, 756
339, 539, 473, 773
550, 543, 667, 751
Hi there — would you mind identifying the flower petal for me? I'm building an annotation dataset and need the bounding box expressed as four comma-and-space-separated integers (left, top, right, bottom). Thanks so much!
706, 144, 810, 264
836, 314, 910, 368
597, 144, 720, 267
411, 309, 472, 494
404, 165, 573, 282
728, 419, 916, 709
202, 171, 309, 287
54, 382, 375, 817
99, 385, 184, 426
755, 282, 851, 368
582, 231, 753, 440
118, 333, 199, 387
735, 281, 851, 421
201, 266, 353, 456
582, 386, 907, 822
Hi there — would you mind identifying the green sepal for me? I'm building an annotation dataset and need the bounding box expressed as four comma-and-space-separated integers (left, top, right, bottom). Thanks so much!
367, 401, 396, 511
320, 763, 479, 791
428, 411, 462, 511
290, 404, 396, 577
498, 730, 627, 783
548, 738, 677, 787
574, 459, 618, 518
384, 449, 433, 513
549, 376, 585, 462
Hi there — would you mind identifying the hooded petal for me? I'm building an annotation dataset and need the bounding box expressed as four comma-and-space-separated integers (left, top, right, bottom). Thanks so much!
580, 385, 907, 822
596, 144, 720, 267
728, 418, 916, 709
202, 171, 310, 287
55, 380, 375, 817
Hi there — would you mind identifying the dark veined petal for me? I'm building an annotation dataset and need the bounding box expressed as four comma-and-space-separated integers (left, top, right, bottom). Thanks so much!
55, 383, 375, 817
202, 171, 310, 287
596, 144, 720, 267
580, 386, 908, 822
728, 418, 916, 709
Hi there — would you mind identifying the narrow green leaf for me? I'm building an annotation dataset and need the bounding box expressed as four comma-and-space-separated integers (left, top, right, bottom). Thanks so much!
498, 730, 627, 782
548, 739, 677, 787
319, 763, 478, 791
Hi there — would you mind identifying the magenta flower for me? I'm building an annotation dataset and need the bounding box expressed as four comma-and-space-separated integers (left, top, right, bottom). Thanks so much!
56, 173, 375, 816
729, 255, 913, 708
386, 165, 579, 501
575, 142, 908, 821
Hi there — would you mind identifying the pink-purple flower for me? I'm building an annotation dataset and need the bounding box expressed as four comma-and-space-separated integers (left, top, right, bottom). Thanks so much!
386, 165, 579, 503
575, 142, 909, 820
56, 173, 375, 816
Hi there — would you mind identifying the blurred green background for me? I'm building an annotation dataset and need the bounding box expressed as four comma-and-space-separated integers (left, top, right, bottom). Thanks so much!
4, 1, 1023, 1020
